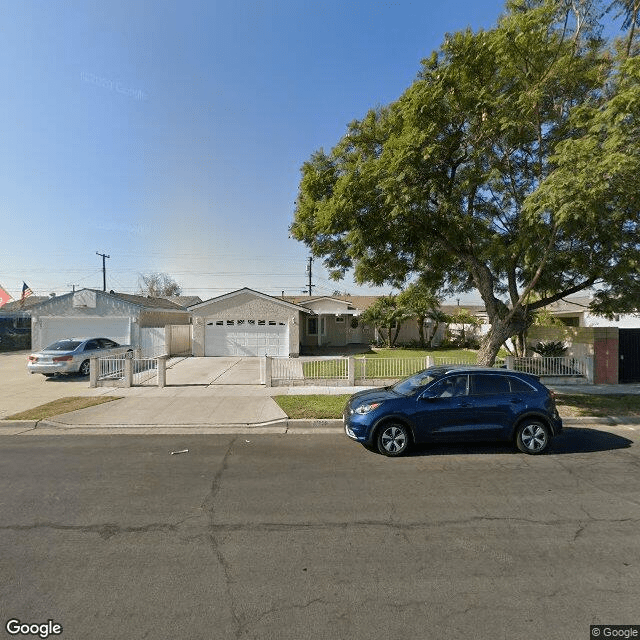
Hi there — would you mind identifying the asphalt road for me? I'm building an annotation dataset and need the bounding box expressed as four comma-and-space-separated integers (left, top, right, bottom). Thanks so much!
1, 431, 639, 640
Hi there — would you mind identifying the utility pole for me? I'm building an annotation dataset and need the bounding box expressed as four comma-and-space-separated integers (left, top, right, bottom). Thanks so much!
67, 284, 80, 293
96, 252, 110, 292
306, 256, 314, 297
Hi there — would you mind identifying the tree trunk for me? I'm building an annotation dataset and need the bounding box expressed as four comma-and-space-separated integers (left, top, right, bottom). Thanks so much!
477, 322, 514, 366
477, 311, 531, 365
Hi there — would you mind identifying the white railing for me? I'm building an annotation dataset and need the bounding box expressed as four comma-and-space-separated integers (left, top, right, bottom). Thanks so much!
513, 356, 587, 377
303, 358, 349, 380
98, 355, 126, 380
355, 357, 428, 380
266, 354, 588, 386
132, 357, 158, 384
96, 356, 158, 385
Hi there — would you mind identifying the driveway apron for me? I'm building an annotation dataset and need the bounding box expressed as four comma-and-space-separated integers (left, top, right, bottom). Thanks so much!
165, 357, 262, 386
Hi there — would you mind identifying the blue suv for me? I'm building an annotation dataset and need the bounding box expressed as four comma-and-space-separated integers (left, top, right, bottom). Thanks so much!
343, 366, 562, 456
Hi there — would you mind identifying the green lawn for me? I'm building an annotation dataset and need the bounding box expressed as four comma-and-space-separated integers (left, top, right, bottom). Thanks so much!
274, 395, 351, 419
301, 347, 481, 379
5, 396, 122, 421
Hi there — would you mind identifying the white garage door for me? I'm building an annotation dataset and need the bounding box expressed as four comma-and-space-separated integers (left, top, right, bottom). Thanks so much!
39, 317, 131, 350
205, 319, 288, 357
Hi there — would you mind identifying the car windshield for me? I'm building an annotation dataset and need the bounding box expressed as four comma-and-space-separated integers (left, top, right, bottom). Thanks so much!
391, 370, 440, 396
43, 340, 82, 351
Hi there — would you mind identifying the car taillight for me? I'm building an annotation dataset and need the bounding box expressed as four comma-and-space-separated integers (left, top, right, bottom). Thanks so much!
28, 356, 37, 362
53, 355, 73, 362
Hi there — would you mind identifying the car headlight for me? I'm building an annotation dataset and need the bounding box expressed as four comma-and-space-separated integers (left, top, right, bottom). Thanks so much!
354, 402, 382, 415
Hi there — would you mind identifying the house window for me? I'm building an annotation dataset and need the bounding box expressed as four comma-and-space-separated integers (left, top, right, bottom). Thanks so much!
307, 317, 326, 335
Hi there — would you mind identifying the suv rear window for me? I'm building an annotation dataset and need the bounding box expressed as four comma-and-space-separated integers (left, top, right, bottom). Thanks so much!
471, 374, 511, 395
508, 377, 536, 393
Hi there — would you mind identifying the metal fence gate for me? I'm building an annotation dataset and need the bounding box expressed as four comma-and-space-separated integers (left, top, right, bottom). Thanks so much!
619, 329, 640, 383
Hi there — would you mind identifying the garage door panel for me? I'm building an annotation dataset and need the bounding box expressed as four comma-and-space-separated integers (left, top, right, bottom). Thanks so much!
205, 320, 288, 357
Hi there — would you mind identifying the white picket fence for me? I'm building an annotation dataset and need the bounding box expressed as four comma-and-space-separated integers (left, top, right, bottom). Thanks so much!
269, 354, 589, 386
96, 355, 158, 385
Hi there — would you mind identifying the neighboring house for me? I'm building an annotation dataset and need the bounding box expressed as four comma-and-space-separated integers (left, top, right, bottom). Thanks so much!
546, 296, 640, 329
189, 288, 311, 357
531, 295, 640, 384
0, 296, 50, 350
29, 289, 191, 355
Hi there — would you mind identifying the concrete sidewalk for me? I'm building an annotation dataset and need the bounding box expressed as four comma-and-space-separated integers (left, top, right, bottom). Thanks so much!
2, 383, 640, 436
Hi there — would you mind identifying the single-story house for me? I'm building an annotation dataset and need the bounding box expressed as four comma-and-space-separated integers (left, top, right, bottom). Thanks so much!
29, 289, 191, 355
0, 296, 50, 350
284, 296, 487, 350
546, 296, 640, 329
189, 288, 312, 357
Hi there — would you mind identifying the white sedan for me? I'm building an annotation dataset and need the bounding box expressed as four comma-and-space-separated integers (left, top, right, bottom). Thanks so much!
27, 338, 133, 377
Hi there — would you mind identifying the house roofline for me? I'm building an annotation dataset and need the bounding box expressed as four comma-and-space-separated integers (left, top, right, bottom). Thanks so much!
188, 287, 312, 313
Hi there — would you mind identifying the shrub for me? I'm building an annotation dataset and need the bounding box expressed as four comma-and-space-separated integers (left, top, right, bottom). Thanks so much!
529, 341, 567, 358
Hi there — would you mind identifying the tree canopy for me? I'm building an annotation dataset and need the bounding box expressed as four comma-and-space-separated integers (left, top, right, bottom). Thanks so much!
291, 0, 640, 364
138, 273, 182, 298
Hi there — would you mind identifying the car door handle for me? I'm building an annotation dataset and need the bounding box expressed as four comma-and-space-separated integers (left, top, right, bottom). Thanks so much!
510, 398, 523, 403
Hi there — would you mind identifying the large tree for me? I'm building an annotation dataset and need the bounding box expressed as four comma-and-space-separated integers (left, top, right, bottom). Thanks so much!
138, 273, 182, 297
291, 0, 639, 365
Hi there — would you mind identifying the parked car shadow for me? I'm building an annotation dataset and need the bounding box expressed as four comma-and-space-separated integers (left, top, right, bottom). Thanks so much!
406, 427, 633, 457
43, 373, 89, 381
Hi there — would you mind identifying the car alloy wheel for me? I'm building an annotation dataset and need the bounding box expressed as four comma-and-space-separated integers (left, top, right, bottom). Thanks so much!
377, 422, 410, 457
516, 420, 550, 454
79, 360, 91, 377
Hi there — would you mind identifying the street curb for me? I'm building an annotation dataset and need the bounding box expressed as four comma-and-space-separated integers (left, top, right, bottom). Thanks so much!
2, 417, 638, 436
32, 418, 346, 433
0, 420, 38, 431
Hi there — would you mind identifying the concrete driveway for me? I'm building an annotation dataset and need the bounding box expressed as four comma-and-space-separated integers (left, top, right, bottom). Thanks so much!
166, 357, 262, 386
0, 351, 100, 418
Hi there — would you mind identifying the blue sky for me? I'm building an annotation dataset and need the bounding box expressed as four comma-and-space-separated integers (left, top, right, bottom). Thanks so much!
1, 0, 508, 302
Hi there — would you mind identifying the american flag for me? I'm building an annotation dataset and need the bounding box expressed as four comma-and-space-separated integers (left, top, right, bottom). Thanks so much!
20, 282, 33, 306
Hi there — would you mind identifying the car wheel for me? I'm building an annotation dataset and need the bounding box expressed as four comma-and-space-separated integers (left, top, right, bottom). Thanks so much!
79, 360, 91, 377
516, 420, 550, 454
377, 421, 411, 457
